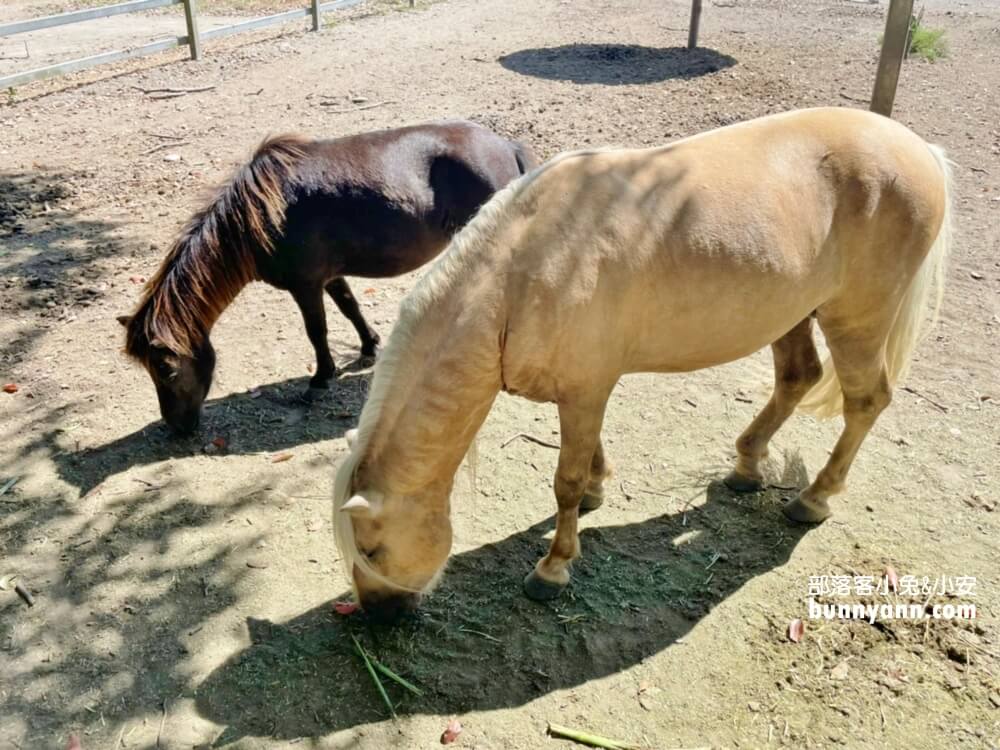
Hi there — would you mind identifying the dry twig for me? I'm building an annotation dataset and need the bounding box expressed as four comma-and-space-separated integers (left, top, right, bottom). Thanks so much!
501, 433, 560, 450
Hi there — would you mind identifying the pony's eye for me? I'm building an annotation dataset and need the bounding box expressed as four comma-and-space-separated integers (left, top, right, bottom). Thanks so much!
361, 546, 380, 561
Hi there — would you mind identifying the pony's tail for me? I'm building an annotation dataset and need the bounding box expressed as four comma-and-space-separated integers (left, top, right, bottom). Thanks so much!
512, 139, 540, 175
798, 143, 953, 419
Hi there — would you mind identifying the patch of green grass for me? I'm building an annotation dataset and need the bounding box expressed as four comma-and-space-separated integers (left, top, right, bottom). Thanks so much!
908, 18, 948, 62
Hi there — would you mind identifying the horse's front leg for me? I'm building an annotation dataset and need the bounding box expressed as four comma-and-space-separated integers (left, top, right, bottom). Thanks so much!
325, 277, 380, 358
524, 396, 608, 601
580, 438, 612, 511
291, 286, 337, 389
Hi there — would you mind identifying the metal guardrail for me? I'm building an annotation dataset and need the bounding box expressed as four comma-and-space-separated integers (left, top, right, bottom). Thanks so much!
0, 0, 363, 90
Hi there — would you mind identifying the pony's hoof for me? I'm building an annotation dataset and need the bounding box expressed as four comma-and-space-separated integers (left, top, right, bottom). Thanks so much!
782, 495, 831, 524
523, 571, 566, 601
579, 491, 604, 512
723, 470, 764, 493
303, 385, 330, 403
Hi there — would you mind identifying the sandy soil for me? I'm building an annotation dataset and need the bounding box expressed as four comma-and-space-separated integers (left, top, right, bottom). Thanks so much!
1, 0, 999, 748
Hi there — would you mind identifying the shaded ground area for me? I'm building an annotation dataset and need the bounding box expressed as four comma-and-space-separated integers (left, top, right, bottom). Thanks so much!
1, 0, 998, 748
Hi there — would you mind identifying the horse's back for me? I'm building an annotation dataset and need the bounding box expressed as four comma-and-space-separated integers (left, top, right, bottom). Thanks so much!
266, 121, 527, 282
498, 108, 948, 393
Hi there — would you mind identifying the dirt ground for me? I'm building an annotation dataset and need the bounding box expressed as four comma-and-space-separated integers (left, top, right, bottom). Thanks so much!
2, 0, 999, 748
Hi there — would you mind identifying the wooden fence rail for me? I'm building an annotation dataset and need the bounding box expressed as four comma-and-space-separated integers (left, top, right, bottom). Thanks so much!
0, 0, 361, 90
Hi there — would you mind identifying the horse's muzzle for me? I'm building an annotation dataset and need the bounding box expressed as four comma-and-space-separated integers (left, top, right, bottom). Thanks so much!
360, 591, 420, 623
165, 410, 201, 435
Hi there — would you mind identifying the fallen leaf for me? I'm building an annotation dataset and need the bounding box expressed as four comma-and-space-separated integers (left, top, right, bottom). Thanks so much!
66, 735, 83, 750
128, 275, 146, 285
970, 271, 984, 280
440, 719, 462, 744
884, 566, 899, 592
271, 452, 294, 463
788, 618, 804, 643
2, 383, 18, 394
363, 287, 376, 295
211, 436, 227, 449
333, 601, 358, 615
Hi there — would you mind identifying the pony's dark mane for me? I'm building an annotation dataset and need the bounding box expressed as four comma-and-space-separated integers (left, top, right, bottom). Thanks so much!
124, 134, 310, 361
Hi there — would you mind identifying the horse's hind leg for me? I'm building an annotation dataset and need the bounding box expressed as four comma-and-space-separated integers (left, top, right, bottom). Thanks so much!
784, 325, 893, 523
524, 393, 609, 601
725, 318, 822, 492
291, 286, 337, 388
326, 277, 380, 357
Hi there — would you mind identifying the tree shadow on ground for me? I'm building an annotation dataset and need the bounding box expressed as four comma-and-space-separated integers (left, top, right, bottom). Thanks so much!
498, 44, 736, 85
195, 456, 813, 744
0, 169, 131, 371
0, 477, 266, 748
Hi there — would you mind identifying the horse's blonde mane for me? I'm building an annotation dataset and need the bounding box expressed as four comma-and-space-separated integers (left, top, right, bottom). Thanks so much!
331, 149, 601, 593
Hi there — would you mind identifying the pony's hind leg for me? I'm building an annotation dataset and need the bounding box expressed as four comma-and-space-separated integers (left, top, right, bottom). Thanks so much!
326, 277, 380, 357
524, 394, 609, 601
725, 318, 822, 492
292, 286, 337, 388
784, 326, 893, 524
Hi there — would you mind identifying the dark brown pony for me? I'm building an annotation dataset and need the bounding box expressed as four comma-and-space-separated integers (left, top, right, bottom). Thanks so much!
118, 121, 536, 433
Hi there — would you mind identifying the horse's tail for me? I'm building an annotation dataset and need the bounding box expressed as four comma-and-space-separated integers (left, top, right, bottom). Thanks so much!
511, 138, 540, 175
798, 143, 953, 419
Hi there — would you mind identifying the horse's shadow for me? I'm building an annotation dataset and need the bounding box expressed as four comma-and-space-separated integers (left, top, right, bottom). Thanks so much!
51, 369, 372, 495
498, 44, 737, 85
195, 466, 812, 744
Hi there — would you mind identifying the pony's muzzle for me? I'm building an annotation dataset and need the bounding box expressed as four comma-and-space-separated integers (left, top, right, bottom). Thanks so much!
164, 408, 201, 435
359, 591, 420, 623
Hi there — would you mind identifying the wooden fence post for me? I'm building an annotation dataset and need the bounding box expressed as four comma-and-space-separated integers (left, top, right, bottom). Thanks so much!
311, 0, 321, 30
870, 0, 914, 117
183, 0, 202, 60
687, 0, 702, 49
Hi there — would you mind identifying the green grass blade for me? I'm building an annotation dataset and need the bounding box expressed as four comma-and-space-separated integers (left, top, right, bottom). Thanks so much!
350, 633, 396, 718
370, 658, 423, 697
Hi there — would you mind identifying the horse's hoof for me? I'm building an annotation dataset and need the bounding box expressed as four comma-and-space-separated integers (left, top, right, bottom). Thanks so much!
523, 571, 566, 601
579, 491, 604, 512
723, 470, 764, 493
303, 385, 330, 403
782, 495, 831, 524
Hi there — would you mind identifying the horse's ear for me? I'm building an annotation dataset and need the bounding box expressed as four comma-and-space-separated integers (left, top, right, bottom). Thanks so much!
116, 314, 132, 328
341, 494, 371, 514
340, 492, 382, 516
345, 429, 359, 451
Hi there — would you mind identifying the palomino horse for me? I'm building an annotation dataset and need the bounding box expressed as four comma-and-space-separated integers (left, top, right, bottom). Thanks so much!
333, 107, 952, 619
119, 121, 536, 433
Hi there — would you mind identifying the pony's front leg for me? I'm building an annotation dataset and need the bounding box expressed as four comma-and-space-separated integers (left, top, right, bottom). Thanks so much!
326, 277, 380, 358
524, 397, 608, 601
291, 286, 337, 389
580, 439, 612, 512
